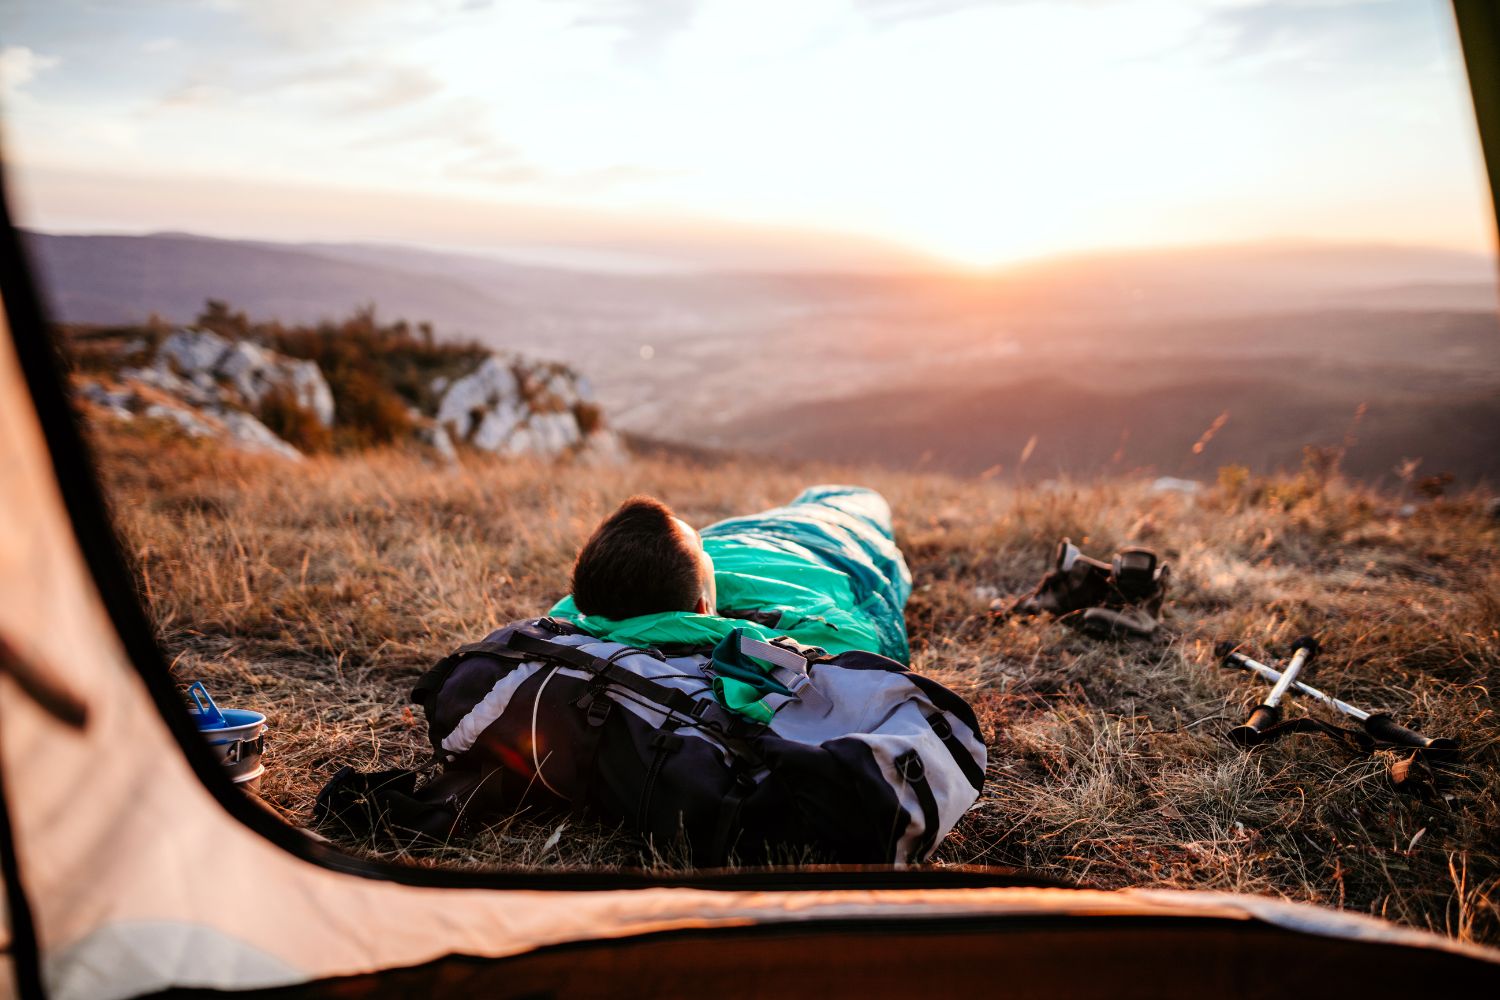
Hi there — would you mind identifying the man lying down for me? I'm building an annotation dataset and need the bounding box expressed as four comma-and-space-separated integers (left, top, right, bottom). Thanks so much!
327, 487, 986, 866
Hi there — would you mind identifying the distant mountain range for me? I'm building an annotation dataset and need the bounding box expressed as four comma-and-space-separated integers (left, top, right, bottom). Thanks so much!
25, 229, 1497, 334
25, 229, 1500, 483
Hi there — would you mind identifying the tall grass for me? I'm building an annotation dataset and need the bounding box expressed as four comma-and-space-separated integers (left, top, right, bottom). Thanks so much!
90, 417, 1500, 944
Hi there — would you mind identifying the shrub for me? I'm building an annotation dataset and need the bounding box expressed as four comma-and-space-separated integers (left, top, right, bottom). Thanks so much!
574, 402, 604, 437
331, 368, 414, 448
258, 386, 333, 453
1216, 464, 1249, 497
1416, 473, 1455, 500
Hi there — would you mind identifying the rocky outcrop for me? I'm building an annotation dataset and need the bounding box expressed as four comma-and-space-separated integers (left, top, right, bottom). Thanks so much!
77, 377, 303, 461
78, 327, 325, 460
148, 328, 335, 426
77, 324, 625, 465
435, 354, 625, 462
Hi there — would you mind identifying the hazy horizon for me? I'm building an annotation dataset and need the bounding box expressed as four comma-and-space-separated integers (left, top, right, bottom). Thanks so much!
2, 0, 1494, 272
19, 222, 1500, 280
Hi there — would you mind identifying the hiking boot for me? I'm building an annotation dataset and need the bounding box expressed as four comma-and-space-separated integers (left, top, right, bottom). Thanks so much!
1086, 548, 1170, 637
995, 539, 1170, 638
998, 539, 1114, 618
1078, 600, 1162, 639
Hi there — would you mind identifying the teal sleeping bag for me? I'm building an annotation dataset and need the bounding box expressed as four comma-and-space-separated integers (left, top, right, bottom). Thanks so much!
548, 486, 912, 722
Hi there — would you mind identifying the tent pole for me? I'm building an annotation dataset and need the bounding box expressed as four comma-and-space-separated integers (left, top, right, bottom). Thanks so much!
1453, 0, 1500, 260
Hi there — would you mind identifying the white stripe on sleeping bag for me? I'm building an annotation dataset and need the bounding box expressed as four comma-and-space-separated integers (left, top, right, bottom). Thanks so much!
738, 634, 807, 676
739, 634, 833, 715
440, 661, 544, 754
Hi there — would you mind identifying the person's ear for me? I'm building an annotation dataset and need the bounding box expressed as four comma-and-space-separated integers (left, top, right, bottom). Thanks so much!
694, 595, 709, 614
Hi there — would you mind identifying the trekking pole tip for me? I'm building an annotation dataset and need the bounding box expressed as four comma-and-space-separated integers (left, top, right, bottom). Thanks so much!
1214, 640, 1239, 664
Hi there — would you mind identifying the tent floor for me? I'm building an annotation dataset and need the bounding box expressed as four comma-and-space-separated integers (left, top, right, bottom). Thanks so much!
152, 913, 1499, 998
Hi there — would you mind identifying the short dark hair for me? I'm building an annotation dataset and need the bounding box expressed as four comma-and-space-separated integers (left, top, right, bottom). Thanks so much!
570, 495, 702, 619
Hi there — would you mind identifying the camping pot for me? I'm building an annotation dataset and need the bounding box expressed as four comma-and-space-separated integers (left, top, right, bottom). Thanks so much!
185, 681, 268, 793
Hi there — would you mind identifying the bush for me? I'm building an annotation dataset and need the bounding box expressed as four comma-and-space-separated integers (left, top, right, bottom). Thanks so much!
183, 301, 488, 450
573, 402, 603, 437
331, 368, 414, 448
258, 386, 333, 453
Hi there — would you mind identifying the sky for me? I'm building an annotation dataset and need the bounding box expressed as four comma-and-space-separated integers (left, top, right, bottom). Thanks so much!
0, 0, 1493, 271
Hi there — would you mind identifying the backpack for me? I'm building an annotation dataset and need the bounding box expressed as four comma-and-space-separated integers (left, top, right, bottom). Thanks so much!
351, 616, 986, 867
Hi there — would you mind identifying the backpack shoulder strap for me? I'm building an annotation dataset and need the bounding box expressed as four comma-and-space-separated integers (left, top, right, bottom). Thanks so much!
504, 631, 711, 724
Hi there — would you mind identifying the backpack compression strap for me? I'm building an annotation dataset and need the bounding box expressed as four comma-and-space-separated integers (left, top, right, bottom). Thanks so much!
501, 631, 768, 762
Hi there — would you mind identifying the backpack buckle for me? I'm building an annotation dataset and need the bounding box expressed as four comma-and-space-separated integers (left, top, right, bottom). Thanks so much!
585, 694, 612, 727
927, 714, 953, 741
897, 749, 926, 783
650, 730, 684, 752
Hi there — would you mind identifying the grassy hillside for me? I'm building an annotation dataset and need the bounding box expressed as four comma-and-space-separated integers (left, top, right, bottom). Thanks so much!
723, 309, 1500, 486
87, 416, 1500, 946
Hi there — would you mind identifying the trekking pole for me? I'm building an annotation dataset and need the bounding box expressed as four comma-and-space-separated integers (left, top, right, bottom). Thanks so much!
1215, 642, 1458, 754
1226, 637, 1318, 748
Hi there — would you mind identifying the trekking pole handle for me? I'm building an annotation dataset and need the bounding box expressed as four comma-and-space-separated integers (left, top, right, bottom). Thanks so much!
1225, 637, 1315, 749
1228, 703, 1281, 748
1262, 636, 1318, 709
1362, 713, 1459, 755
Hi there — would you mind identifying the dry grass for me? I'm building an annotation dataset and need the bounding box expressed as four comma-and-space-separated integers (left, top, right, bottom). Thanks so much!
89, 417, 1500, 945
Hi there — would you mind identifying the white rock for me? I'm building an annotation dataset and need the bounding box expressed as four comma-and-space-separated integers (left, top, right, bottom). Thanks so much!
470, 400, 526, 451
215, 340, 335, 426
575, 429, 628, 466
159, 328, 231, 375
437, 355, 519, 428
526, 411, 581, 456
1151, 476, 1203, 495
78, 381, 135, 421
120, 364, 216, 407
539, 370, 574, 405
143, 402, 218, 438
220, 410, 304, 461
421, 423, 458, 463
285, 359, 335, 426
504, 424, 536, 456
151, 328, 335, 427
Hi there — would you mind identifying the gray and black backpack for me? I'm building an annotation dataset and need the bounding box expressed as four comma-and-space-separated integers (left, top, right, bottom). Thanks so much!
320, 616, 986, 867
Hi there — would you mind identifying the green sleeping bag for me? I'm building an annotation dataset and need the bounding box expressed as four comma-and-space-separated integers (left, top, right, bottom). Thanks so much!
548, 485, 912, 722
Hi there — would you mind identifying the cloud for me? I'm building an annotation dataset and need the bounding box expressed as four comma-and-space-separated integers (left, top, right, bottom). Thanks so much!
573, 0, 697, 64
1195, 0, 1421, 71
854, 0, 1003, 26
347, 96, 506, 154
210, 0, 416, 48
0, 45, 60, 101
296, 60, 443, 113
154, 58, 443, 116
157, 80, 230, 110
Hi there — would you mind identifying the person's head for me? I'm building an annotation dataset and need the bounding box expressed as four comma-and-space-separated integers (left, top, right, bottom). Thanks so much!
569, 495, 716, 620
